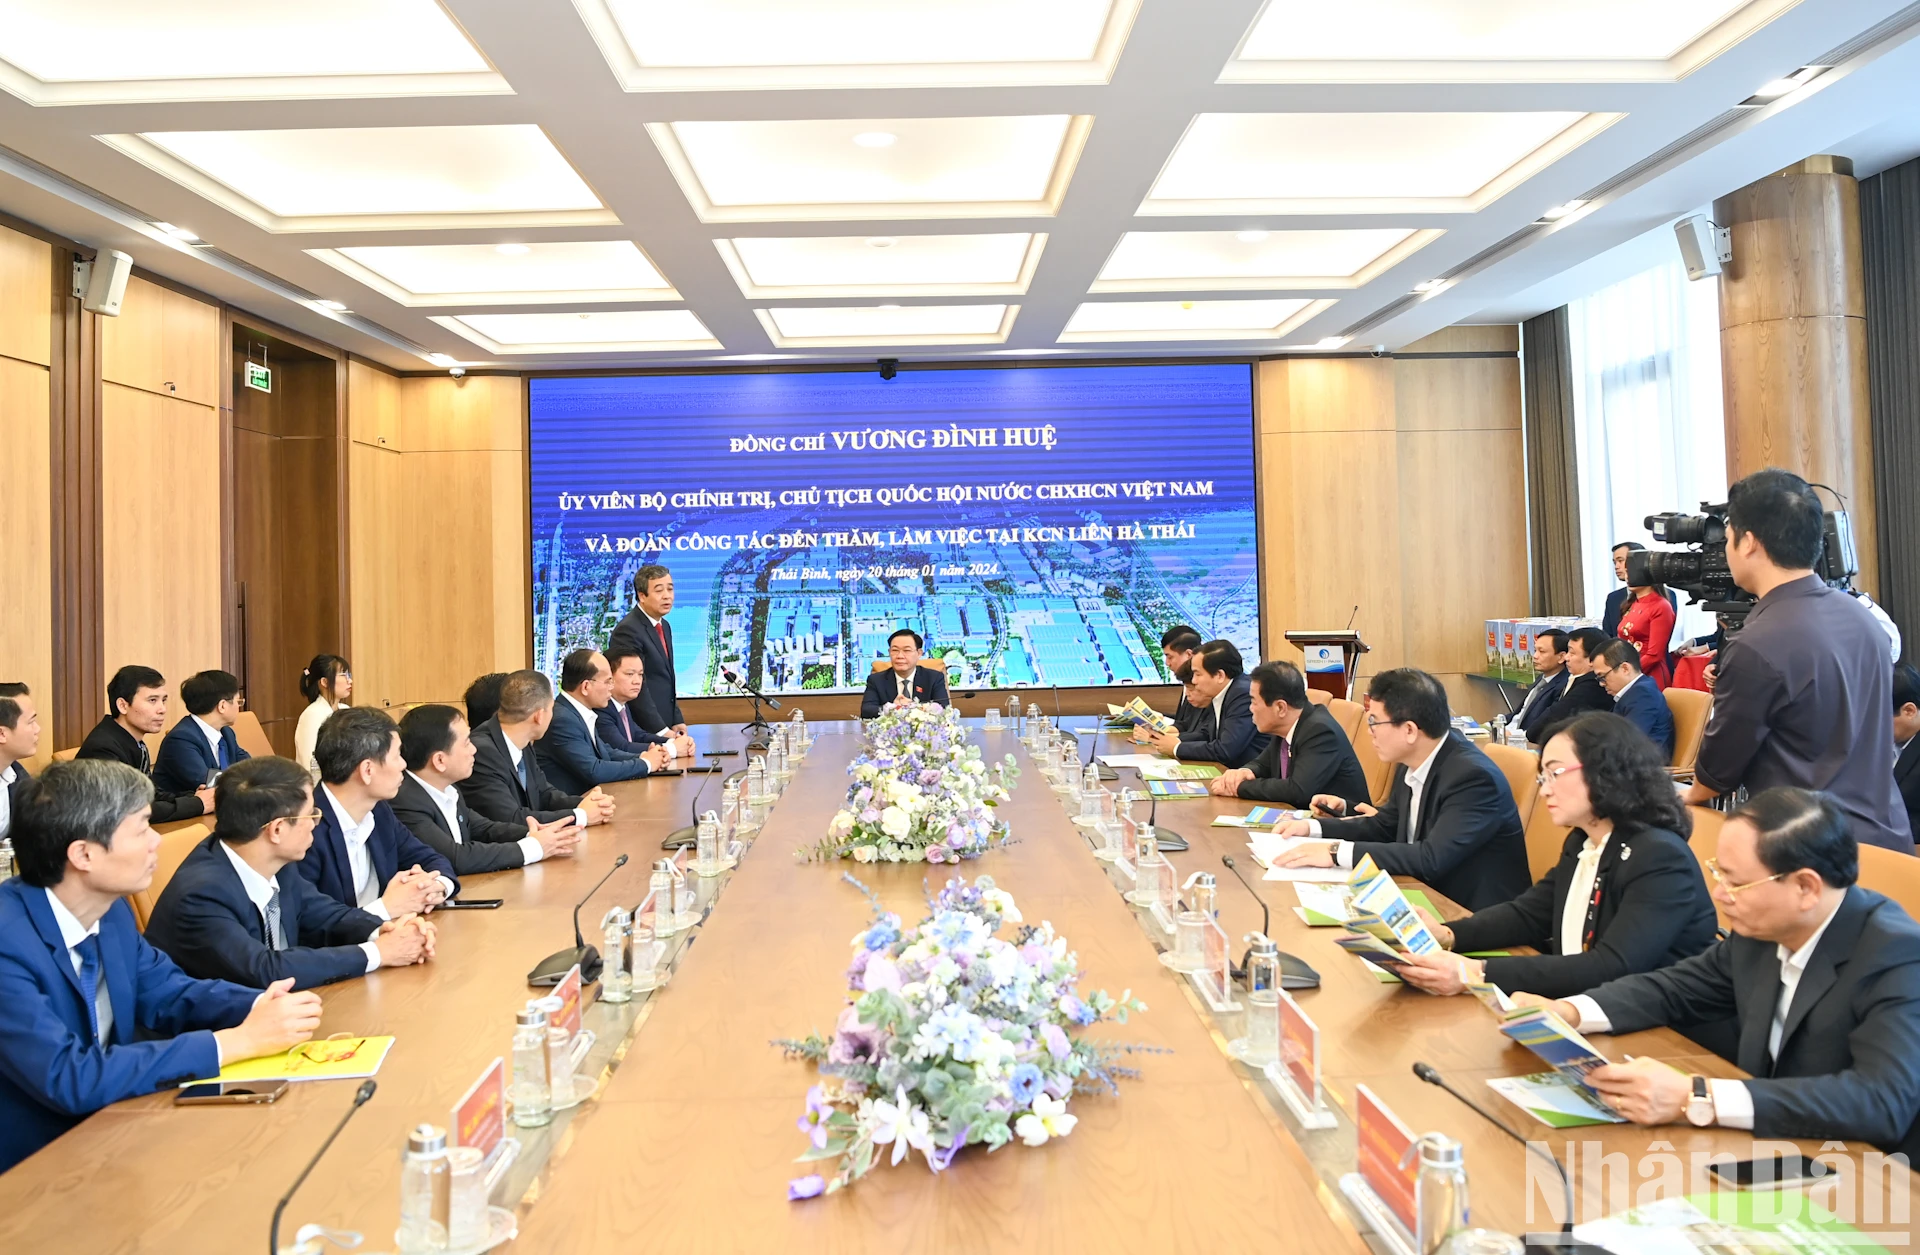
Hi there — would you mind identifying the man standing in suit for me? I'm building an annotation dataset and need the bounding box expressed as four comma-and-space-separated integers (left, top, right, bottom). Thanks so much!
1518, 788, 1920, 1156
1210, 661, 1369, 811
146, 756, 433, 990
607, 564, 686, 739
0, 759, 322, 1172
1273, 668, 1530, 910
304, 707, 458, 915
859, 629, 952, 718
77, 666, 214, 822
1512, 629, 1571, 740
1592, 640, 1675, 759
1159, 627, 1203, 731
596, 646, 695, 758
1136, 640, 1269, 769
540, 649, 668, 792
394, 705, 581, 876
459, 671, 618, 829
1894, 662, 1920, 841
0, 681, 40, 842
154, 670, 251, 794
1529, 627, 1615, 746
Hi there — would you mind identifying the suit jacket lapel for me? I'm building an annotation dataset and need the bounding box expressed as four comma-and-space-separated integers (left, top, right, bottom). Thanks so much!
1411, 736, 1453, 841
1734, 940, 1784, 1077
405, 777, 456, 838
1391, 767, 1413, 843
1775, 890, 1868, 1065
22, 886, 90, 1007
102, 911, 136, 1044
313, 801, 354, 904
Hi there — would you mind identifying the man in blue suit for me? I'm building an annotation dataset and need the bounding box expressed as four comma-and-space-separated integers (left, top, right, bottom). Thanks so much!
859, 629, 951, 718
1134, 640, 1270, 769
0, 760, 323, 1172
539, 649, 668, 794
1512, 629, 1572, 740
1593, 639, 1676, 760
153, 669, 251, 794
146, 757, 434, 991
304, 707, 458, 916
606, 563, 686, 738
597, 646, 696, 759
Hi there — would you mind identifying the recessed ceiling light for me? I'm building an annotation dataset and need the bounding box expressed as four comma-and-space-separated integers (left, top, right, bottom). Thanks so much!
315, 299, 349, 311
1314, 336, 1350, 350
878, 303, 902, 309
757, 303, 1014, 346
151, 221, 200, 242
1745, 65, 1826, 103
434, 309, 720, 353
1539, 199, 1588, 221
425, 353, 460, 367
1236, 229, 1269, 243
1059, 298, 1326, 342
312, 241, 675, 307
495, 242, 531, 256
853, 131, 897, 148
866, 237, 897, 249
1412, 279, 1449, 293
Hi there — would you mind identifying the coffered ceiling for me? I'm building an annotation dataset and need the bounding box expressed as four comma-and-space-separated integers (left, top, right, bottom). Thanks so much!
1, 0, 1918, 370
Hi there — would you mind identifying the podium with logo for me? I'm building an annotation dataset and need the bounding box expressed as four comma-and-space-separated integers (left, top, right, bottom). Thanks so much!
1283, 630, 1369, 701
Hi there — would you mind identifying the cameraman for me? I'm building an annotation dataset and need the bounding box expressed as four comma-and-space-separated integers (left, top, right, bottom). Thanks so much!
1681, 470, 1913, 853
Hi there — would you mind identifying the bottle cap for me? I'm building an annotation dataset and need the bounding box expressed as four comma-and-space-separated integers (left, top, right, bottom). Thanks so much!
516, 1007, 550, 1029
407, 1123, 448, 1155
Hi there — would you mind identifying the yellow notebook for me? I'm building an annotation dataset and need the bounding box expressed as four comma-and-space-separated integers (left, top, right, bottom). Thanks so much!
183, 1035, 394, 1086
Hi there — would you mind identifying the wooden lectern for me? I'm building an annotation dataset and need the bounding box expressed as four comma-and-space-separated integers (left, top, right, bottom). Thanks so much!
1283, 630, 1370, 701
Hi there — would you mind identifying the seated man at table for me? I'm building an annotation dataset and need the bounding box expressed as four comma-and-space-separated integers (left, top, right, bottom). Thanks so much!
860, 629, 950, 718
1516, 787, 1920, 1156
460, 670, 616, 830
1160, 626, 1203, 731
0, 760, 323, 1173
77, 665, 214, 823
305, 706, 459, 916
1272, 668, 1529, 910
1209, 661, 1368, 811
146, 756, 435, 990
1512, 629, 1571, 741
596, 645, 696, 760
1395, 713, 1717, 1000
1135, 640, 1269, 769
394, 704, 581, 875
1528, 626, 1615, 746
1591, 639, 1675, 760
153, 669, 252, 794
538, 649, 667, 793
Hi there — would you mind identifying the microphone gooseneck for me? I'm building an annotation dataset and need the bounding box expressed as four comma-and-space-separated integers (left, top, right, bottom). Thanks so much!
663, 748, 722, 849
1412, 1061, 1585, 1246
269, 1080, 378, 1255
530, 853, 630, 986
573, 854, 630, 949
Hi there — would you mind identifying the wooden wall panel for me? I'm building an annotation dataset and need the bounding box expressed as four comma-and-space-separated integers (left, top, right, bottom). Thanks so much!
347, 442, 405, 711
0, 355, 53, 767
489, 448, 531, 670
1259, 356, 1395, 435
404, 374, 524, 452
0, 226, 51, 366
348, 359, 401, 449
1395, 428, 1528, 677
99, 277, 219, 407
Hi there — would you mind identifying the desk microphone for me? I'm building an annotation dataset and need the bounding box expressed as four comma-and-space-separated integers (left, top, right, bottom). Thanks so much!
1221, 855, 1318, 989
528, 853, 629, 986
1145, 783, 1188, 852
722, 668, 780, 748
270, 1079, 376, 1255
663, 747, 723, 849
1075, 724, 1118, 780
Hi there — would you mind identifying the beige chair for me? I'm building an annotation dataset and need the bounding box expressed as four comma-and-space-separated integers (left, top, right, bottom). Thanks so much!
1522, 793, 1572, 883
1665, 688, 1711, 771
1481, 742, 1542, 857
1328, 699, 1392, 805
1858, 844, 1920, 922
233, 710, 275, 759
1305, 687, 1332, 706
1685, 805, 1731, 932
129, 822, 210, 931
53, 747, 79, 762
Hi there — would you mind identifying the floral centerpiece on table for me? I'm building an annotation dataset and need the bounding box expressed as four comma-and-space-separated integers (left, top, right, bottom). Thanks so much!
777, 874, 1154, 1199
802, 701, 1018, 864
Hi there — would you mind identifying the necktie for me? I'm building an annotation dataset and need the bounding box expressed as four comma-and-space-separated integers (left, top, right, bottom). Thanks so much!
217, 736, 231, 770
656, 620, 668, 658
136, 740, 150, 774
619, 705, 633, 740
263, 885, 285, 951
74, 934, 104, 1044
516, 752, 530, 798
1276, 737, 1291, 778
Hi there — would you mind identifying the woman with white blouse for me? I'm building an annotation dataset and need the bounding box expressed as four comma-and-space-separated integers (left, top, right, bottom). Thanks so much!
293, 654, 352, 781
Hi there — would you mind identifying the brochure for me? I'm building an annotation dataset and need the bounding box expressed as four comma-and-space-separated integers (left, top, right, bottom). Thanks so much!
1211, 806, 1303, 829
1137, 761, 1223, 781
1145, 779, 1212, 798
1572, 1194, 1884, 1255
1291, 882, 1354, 926
1497, 1006, 1617, 1112
1486, 1071, 1623, 1128
1249, 833, 1350, 884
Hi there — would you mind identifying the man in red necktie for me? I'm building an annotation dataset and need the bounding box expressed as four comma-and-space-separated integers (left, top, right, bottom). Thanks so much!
606, 564, 689, 740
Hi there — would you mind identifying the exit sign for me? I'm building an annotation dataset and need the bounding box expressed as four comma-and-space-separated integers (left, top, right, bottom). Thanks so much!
244, 361, 271, 393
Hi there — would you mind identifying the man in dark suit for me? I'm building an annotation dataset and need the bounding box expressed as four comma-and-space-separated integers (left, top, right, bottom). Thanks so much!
1601, 542, 1678, 638
459, 670, 617, 829
1136, 640, 1269, 769
146, 757, 432, 990
1159, 626, 1203, 731
0, 759, 322, 1172
153, 670, 251, 794
859, 629, 952, 718
1521, 788, 1920, 1156
396, 704, 581, 875
596, 645, 690, 757
1, 681, 40, 841
607, 563, 686, 738
1512, 629, 1571, 740
304, 706, 458, 915
76, 665, 214, 823
1530, 626, 1615, 746
1274, 668, 1529, 911
1894, 662, 1920, 841
540, 649, 667, 792
1210, 660, 1368, 811
1593, 640, 1675, 759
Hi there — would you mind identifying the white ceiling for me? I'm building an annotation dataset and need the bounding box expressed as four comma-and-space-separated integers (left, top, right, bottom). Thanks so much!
0, 0, 1917, 370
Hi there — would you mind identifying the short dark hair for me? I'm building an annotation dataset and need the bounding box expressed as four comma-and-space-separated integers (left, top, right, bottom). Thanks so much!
497, 669, 555, 722
299, 654, 350, 704
181, 669, 241, 716
1549, 713, 1690, 838
1567, 626, 1612, 661
633, 563, 671, 600
1726, 468, 1824, 570
605, 643, 643, 673
314, 706, 399, 785
107, 664, 165, 713
9, 759, 153, 887
1537, 629, 1569, 655
0, 681, 28, 731
215, 756, 312, 845
1732, 786, 1857, 888
1611, 541, 1646, 554
464, 672, 507, 727
1248, 660, 1308, 710
1160, 624, 1199, 649
1595, 639, 1640, 673
888, 628, 923, 650
560, 649, 602, 692
1174, 659, 1195, 685
400, 704, 464, 772
1366, 668, 1450, 738
1895, 661, 1920, 714
1192, 639, 1244, 681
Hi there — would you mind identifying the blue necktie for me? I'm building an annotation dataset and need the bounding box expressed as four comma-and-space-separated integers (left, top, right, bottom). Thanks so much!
216, 736, 231, 770
75, 934, 104, 1044
516, 753, 530, 797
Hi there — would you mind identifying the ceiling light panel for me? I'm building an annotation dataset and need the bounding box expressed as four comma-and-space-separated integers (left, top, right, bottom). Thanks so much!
716, 233, 1045, 298
97, 125, 614, 232
0, 0, 505, 104
1223, 0, 1788, 83
309, 241, 676, 307
649, 116, 1091, 222
576, 0, 1139, 90
1092, 228, 1440, 292
433, 309, 719, 354
1142, 112, 1615, 215
757, 304, 1016, 347
1058, 298, 1331, 342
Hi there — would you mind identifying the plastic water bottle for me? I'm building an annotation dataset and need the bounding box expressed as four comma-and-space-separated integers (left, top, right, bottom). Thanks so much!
1408, 1133, 1471, 1255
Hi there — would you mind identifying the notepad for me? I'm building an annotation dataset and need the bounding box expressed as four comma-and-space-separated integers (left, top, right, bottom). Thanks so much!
184, 1035, 394, 1087
1145, 779, 1210, 798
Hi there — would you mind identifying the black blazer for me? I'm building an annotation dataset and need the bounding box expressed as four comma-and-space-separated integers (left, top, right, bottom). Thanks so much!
389, 773, 534, 876
1175, 675, 1270, 769
1610, 680, 1675, 759
536, 696, 648, 793
1897, 739, 1920, 847
1445, 824, 1717, 999
596, 701, 665, 753
1529, 673, 1614, 746
1320, 731, 1530, 911
859, 666, 952, 719
1513, 669, 1570, 738
152, 718, 249, 794
1235, 702, 1369, 811
1171, 696, 1200, 734
1588, 886, 1920, 1156
608, 608, 683, 733
458, 716, 582, 826
75, 717, 205, 823
145, 835, 383, 990
297, 794, 458, 911
3, 759, 29, 830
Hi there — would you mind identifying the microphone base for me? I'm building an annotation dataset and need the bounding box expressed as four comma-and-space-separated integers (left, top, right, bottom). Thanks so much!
1094, 765, 1119, 781
1154, 827, 1189, 853
528, 944, 602, 987
1525, 1236, 1608, 1255
662, 824, 699, 850
1234, 948, 1323, 990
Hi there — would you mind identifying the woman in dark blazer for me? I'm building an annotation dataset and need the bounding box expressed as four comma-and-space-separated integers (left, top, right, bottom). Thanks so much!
1396, 712, 1717, 1001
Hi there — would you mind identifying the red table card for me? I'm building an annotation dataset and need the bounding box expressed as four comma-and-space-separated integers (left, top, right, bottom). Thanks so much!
554, 964, 584, 1036
451, 1057, 506, 1156
1355, 1083, 1418, 1235
1280, 989, 1317, 1097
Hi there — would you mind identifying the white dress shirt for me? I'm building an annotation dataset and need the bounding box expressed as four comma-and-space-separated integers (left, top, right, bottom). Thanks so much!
1313, 737, 1445, 867
503, 737, 591, 828
562, 691, 600, 748
45, 889, 114, 1046
218, 840, 380, 973
1612, 673, 1640, 704
408, 771, 544, 866
1560, 831, 1612, 957
321, 786, 389, 918
1, 762, 14, 839
191, 714, 226, 766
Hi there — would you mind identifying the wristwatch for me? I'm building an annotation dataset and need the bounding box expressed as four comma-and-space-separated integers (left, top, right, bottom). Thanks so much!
1685, 1074, 1715, 1127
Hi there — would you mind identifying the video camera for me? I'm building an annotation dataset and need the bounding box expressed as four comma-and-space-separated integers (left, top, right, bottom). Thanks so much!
1625, 501, 1859, 626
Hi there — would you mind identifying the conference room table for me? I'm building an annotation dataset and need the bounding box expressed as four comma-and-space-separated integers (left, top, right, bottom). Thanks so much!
0, 719, 1911, 1253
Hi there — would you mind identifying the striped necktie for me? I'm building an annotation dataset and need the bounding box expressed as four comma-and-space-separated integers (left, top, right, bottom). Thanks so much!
263, 885, 285, 951
75, 934, 104, 1043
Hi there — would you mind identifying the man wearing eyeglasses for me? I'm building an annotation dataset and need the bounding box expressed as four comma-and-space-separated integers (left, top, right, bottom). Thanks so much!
1513, 787, 1920, 1156
147, 756, 435, 990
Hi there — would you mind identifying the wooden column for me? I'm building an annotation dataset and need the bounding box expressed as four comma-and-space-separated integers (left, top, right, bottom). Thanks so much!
1716, 154, 1878, 594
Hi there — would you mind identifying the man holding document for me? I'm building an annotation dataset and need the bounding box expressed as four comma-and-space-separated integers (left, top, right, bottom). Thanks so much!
1208, 661, 1368, 812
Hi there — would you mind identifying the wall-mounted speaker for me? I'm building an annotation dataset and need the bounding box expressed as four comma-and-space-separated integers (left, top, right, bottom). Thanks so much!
73, 248, 133, 315
1674, 215, 1731, 282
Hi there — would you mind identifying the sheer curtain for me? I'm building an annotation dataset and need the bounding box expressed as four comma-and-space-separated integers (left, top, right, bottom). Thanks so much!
1568, 259, 1727, 640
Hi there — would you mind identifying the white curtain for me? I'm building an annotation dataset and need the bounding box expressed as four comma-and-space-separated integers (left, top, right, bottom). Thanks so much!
1568, 259, 1727, 641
